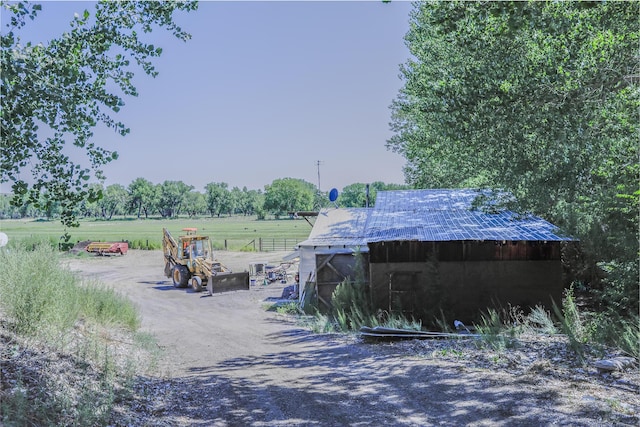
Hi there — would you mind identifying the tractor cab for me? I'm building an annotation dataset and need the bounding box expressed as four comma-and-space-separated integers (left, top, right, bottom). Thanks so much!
178, 228, 212, 260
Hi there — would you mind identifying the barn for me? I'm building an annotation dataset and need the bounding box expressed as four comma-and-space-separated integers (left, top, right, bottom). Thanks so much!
298, 189, 573, 323
366, 189, 573, 323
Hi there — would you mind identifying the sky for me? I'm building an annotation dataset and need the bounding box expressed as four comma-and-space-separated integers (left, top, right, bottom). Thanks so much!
6, 0, 414, 193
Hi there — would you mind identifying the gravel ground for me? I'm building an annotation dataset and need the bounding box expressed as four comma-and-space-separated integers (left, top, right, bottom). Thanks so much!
2, 250, 638, 426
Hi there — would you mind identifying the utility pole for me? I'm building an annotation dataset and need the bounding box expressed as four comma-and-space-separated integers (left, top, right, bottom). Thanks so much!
316, 160, 322, 191
366, 183, 370, 208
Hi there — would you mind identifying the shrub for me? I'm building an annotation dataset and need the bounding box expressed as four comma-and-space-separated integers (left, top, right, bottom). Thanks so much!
379, 312, 422, 331
597, 260, 639, 316
128, 239, 161, 250
308, 312, 336, 333
615, 317, 640, 360
525, 305, 557, 335
475, 308, 519, 351
275, 301, 301, 315
584, 311, 640, 360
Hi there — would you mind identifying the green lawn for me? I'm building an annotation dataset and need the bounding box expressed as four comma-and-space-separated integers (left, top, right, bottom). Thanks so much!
0, 216, 312, 251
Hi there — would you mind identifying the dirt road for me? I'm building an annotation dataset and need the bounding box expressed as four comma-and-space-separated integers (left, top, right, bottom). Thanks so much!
66, 250, 639, 426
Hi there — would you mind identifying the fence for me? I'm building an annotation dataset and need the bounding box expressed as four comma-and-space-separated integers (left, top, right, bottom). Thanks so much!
238, 238, 299, 252
77, 237, 301, 252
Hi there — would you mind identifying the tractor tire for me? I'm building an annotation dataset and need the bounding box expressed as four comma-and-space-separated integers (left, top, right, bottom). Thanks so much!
191, 276, 203, 292
172, 265, 189, 288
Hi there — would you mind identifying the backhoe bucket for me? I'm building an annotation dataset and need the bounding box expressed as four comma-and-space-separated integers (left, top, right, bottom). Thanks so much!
207, 272, 250, 295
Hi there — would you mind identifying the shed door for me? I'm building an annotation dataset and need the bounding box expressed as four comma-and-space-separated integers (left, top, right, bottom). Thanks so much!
315, 253, 351, 309
316, 252, 372, 310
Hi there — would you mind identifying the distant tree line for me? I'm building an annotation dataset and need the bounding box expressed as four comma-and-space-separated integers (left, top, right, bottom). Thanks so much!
0, 177, 407, 221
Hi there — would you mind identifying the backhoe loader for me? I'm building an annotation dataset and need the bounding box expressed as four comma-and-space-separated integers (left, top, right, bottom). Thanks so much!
162, 228, 249, 293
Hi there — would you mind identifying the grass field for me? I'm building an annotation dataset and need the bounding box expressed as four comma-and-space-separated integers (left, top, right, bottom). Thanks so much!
0, 216, 313, 251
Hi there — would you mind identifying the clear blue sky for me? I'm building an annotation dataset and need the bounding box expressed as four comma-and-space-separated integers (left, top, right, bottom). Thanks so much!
8, 0, 413, 193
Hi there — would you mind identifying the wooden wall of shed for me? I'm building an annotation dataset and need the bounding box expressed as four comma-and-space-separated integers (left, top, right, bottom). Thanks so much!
368, 240, 562, 263
368, 241, 564, 324
370, 261, 563, 324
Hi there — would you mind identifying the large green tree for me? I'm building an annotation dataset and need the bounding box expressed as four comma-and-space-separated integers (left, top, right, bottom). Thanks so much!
0, 194, 12, 219
263, 178, 315, 217
237, 187, 264, 217
183, 190, 207, 218
1, 1, 197, 235
156, 180, 192, 218
205, 182, 232, 218
127, 177, 156, 219
98, 184, 128, 220
388, 1, 639, 311
230, 186, 263, 216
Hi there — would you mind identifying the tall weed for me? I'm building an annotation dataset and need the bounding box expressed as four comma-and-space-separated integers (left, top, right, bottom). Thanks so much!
475, 308, 519, 351
308, 312, 336, 333
327, 249, 376, 331
552, 286, 586, 360
525, 305, 557, 335
584, 311, 640, 360
0, 244, 153, 426
0, 244, 139, 339
78, 281, 140, 330
615, 317, 640, 360
472, 305, 560, 351
311, 248, 424, 333
0, 244, 81, 338
380, 312, 423, 331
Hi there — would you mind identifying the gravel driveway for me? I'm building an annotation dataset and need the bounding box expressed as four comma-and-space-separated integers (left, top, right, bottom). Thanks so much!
65, 250, 639, 426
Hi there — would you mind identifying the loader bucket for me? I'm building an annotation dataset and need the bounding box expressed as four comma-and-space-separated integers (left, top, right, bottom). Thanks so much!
207, 272, 250, 295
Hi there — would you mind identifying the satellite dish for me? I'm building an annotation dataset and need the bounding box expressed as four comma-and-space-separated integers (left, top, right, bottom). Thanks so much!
329, 188, 339, 202
0, 232, 8, 247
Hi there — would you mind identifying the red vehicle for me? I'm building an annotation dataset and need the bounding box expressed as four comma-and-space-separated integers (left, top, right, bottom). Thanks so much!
85, 241, 128, 255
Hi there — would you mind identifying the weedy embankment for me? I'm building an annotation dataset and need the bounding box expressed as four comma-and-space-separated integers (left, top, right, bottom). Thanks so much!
0, 243, 159, 426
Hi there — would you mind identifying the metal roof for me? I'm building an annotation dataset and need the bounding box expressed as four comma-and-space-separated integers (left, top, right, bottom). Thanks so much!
298, 190, 573, 247
374, 189, 482, 211
366, 189, 573, 242
298, 208, 370, 248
